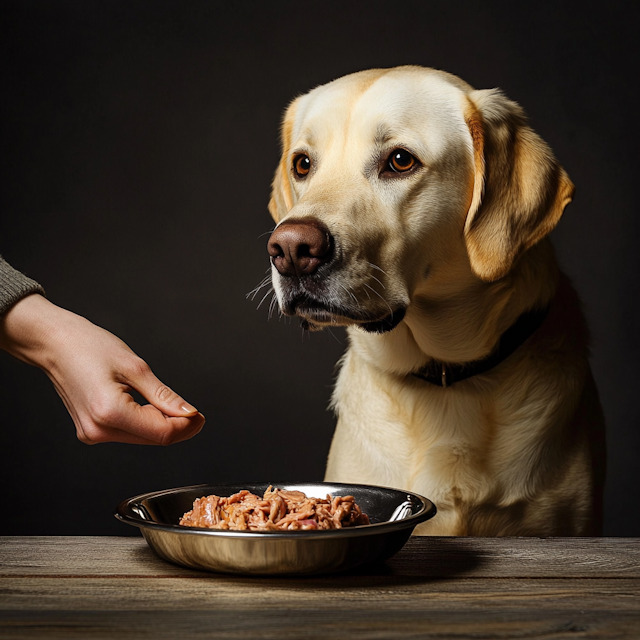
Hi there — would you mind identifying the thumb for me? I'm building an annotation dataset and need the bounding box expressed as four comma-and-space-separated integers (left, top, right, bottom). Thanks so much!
128, 362, 199, 417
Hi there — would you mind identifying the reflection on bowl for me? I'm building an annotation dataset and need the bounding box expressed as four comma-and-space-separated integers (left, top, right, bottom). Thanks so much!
115, 482, 436, 576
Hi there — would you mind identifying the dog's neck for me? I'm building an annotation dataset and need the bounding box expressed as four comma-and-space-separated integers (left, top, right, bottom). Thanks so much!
347, 240, 560, 377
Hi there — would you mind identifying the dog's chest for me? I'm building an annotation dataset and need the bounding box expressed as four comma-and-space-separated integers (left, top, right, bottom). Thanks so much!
328, 351, 505, 501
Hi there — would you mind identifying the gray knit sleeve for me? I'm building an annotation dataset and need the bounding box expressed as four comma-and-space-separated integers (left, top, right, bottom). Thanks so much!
0, 257, 46, 316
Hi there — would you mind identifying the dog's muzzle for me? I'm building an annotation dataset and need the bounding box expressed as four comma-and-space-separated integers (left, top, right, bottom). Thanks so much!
267, 220, 405, 334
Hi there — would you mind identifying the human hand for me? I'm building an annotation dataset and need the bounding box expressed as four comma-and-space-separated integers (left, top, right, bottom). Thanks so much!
0, 294, 205, 445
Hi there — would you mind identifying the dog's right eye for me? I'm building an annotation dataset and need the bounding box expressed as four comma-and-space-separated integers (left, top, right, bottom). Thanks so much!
293, 154, 311, 178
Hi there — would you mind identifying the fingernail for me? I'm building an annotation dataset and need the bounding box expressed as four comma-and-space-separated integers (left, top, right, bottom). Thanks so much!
180, 403, 198, 415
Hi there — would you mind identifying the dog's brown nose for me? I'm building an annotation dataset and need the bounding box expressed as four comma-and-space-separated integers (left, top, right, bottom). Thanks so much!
267, 220, 332, 277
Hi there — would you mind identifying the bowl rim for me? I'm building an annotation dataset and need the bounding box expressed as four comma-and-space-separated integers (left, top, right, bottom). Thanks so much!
115, 481, 437, 540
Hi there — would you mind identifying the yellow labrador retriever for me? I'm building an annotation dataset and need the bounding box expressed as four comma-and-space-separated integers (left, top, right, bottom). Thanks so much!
265, 66, 605, 536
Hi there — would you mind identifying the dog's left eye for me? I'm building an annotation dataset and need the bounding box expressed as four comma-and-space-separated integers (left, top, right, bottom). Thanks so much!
387, 149, 418, 173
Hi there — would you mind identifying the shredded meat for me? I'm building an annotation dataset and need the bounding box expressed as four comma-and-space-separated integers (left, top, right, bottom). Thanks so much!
179, 486, 370, 531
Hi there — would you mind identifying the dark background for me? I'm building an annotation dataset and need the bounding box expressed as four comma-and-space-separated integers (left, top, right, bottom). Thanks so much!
1, 1, 638, 536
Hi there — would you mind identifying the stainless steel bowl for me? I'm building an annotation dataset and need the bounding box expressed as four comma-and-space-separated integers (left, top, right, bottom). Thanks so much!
115, 482, 436, 575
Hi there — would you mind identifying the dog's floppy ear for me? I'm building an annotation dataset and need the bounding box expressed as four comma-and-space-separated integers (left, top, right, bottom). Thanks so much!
463, 90, 575, 282
268, 97, 300, 223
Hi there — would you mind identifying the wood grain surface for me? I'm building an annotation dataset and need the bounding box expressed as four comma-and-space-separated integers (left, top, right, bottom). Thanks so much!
1, 536, 639, 639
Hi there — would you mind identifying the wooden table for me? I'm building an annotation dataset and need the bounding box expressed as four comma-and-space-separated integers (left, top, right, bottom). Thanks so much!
1, 536, 639, 639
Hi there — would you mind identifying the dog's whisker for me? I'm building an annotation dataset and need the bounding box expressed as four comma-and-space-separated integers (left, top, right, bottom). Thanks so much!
348, 284, 361, 305
337, 282, 359, 306
246, 275, 273, 300
257, 287, 275, 310
249, 279, 272, 302
246, 285, 261, 300
363, 282, 393, 316
257, 228, 276, 240
367, 262, 389, 276
368, 273, 386, 290
268, 293, 280, 320
248, 273, 271, 290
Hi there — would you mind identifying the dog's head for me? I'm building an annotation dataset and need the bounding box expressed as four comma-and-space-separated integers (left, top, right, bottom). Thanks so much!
266, 66, 574, 334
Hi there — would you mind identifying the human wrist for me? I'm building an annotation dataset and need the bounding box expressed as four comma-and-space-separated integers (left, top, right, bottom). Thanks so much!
0, 294, 76, 369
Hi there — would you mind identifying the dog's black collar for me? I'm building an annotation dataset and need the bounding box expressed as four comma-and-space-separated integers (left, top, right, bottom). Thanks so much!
412, 306, 550, 388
